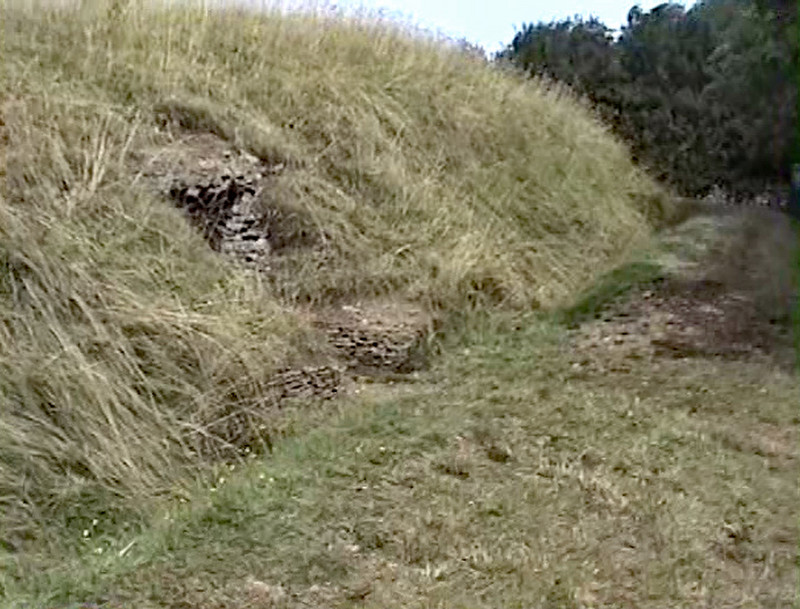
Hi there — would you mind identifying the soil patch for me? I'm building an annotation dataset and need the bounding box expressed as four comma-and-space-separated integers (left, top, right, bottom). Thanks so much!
569, 210, 797, 374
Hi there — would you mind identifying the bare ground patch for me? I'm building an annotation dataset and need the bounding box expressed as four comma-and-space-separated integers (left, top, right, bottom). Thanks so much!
570, 209, 797, 375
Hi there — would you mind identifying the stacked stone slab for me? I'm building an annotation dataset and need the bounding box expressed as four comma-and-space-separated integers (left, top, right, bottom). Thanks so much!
169, 174, 272, 270
313, 304, 431, 375
267, 365, 344, 400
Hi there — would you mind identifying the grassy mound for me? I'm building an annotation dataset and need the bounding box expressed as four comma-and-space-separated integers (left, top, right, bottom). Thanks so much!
0, 0, 668, 546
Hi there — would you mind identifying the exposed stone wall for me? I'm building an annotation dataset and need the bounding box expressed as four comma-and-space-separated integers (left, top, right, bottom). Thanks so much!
315, 304, 431, 374
268, 365, 343, 401
133, 133, 435, 414
170, 174, 272, 269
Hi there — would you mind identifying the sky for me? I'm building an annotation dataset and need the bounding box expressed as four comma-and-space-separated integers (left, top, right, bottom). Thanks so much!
342, 0, 697, 54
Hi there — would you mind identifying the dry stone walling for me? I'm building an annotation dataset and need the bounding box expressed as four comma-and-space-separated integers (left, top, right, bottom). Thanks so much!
132, 133, 433, 422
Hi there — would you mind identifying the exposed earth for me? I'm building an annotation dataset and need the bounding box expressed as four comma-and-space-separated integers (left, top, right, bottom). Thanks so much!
569, 208, 796, 373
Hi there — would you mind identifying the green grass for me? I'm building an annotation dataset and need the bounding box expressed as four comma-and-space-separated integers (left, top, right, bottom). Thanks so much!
6, 311, 797, 608
555, 259, 665, 328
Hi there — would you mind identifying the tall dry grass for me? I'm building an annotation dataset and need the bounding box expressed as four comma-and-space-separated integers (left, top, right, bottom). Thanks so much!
1, 0, 668, 546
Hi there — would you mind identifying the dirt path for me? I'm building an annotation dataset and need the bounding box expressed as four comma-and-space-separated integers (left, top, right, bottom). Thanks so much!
570, 209, 796, 375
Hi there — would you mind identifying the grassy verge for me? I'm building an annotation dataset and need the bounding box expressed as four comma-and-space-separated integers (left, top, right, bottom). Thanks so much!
554, 259, 665, 328
6, 308, 797, 608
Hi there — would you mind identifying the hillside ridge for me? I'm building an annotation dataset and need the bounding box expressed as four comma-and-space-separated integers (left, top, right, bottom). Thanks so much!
2, 0, 669, 571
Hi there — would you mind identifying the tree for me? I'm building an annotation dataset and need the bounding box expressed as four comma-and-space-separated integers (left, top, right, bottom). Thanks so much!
497, 0, 798, 198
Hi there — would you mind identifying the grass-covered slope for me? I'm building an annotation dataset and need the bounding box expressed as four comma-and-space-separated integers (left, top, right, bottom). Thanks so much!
1, 0, 668, 547
12, 212, 800, 606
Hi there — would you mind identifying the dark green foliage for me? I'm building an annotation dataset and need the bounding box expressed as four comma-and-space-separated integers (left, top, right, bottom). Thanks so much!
497, 0, 798, 199
502, 17, 620, 91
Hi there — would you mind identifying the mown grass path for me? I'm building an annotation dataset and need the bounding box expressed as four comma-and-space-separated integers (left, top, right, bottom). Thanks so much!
9, 209, 798, 609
